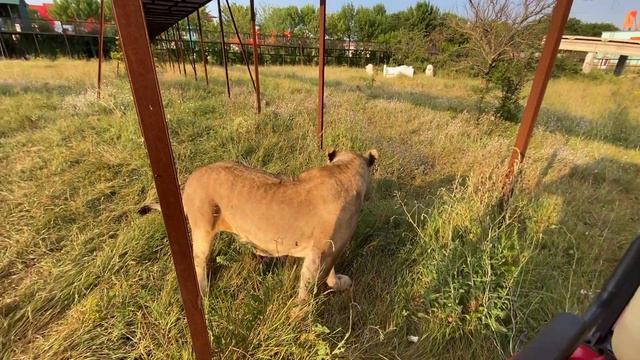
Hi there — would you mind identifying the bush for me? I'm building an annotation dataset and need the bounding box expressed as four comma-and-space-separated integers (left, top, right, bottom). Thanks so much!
489, 57, 535, 122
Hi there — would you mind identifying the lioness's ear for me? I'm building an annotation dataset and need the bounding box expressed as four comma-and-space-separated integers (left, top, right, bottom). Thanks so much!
327, 148, 338, 162
367, 149, 379, 167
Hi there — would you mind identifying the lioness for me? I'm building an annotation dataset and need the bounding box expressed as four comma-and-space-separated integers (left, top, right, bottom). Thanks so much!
141, 149, 378, 301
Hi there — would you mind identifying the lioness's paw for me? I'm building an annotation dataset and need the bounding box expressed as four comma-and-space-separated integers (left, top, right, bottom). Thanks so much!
332, 274, 352, 291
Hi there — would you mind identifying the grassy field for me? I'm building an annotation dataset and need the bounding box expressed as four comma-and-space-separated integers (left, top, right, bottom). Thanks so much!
1, 59, 639, 359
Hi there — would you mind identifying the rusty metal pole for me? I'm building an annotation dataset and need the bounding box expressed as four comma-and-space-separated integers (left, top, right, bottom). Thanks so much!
502, 0, 573, 198
63, 31, 72, 58
176, 24, 188, 77
111, 1, 211, 359
170, 29, 180, 75
111, 0, 211, 357
174, 26, 186, 76
0, 34, 7, 59
186, 15, 198, 81
217, 0, 231, 97
32, 33, 41, 57
250, 0, 261, 113
317, 0, 326, 149
225, 0, 256, 92
196, 10, 209, 86
166, 33, 176, 72
97, 0, 105, 99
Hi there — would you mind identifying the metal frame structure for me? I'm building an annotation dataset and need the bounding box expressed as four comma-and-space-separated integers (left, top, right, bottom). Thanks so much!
110, 0, 575, 358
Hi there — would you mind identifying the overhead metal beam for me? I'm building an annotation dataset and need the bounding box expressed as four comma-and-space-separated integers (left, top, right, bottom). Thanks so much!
111, 1, 211, 359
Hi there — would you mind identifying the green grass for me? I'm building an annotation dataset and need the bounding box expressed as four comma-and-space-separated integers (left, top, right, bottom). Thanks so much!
1, 59, 639, 359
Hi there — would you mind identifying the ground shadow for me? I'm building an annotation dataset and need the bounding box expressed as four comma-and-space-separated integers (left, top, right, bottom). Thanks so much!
363, 86, 475, 115
538, 155, 640, 246
269, 71, 639, 151
505, 155, 640, 350
537, 107, 640, 150
0, 81, 79, 97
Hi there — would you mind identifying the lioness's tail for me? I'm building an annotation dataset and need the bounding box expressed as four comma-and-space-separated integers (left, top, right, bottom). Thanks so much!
138, 203, 162, 215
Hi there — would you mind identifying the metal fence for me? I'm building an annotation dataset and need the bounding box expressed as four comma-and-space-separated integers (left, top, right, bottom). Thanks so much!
0, 17, 392, 66
153, 36, 392, 68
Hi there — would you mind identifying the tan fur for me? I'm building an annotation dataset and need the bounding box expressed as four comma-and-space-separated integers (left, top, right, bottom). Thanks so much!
180, 149, 379, 301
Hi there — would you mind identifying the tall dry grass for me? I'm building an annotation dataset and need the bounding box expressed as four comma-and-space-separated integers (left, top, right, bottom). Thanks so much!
1, 60, 638, 359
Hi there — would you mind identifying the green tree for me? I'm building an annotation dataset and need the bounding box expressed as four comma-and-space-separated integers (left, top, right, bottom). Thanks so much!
261, 6, 302, 34
221, 2, 251, 34
298, 4, 318, 37
353, 4, 387, 42
564, 17, 618, 37
327, 3, 356, 44
402, 1, 441, 36
452, 0, 554, 121
51, 0, 112, 21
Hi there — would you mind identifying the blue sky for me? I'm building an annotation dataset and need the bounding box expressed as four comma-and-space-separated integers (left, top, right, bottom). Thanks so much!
25, 0, 638, 25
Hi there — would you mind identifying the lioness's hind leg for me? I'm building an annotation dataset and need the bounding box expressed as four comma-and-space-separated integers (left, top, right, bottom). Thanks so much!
192, 227, 217, 296
184, 198, 221, 296
297, 249, 351, 301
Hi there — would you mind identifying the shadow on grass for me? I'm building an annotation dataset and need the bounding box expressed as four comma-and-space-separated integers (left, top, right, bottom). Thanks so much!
363, 87, 475, 115
269, 71, 640, 151
0, 80, 79, 97
538, 156, 640, 241
504, 155, 640, 351
538, 107, 640, 150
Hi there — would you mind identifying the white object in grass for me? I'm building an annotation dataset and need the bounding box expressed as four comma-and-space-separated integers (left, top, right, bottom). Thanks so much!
383, 65, 414, 78
365, 64, 374, 75
425, 64, 434, 77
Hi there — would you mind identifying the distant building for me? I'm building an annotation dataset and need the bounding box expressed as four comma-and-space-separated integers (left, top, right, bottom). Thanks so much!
596, 31, 640, 67
29, 3, 55, 27
0, 0, 31, 31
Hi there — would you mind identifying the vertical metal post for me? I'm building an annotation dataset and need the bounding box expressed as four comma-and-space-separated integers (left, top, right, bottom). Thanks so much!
250, 0, 261, 113
32, 33, 41, 57
502, 0, 573, 197
317, 0, 326, 149
63, 31, 72, 57
111, 1, 211, 359
225, 0, 256, 92
196, 10, 209, 86
613, 55, 628, 76
166, 33, 176, 72
186, 15, 198, 81
217, 0, 231, 97
0, 34, 7, 59
299, 41, 304, 65
176, 24, 188, 77
173, 26, 184, 75
97, 0, 105, 99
